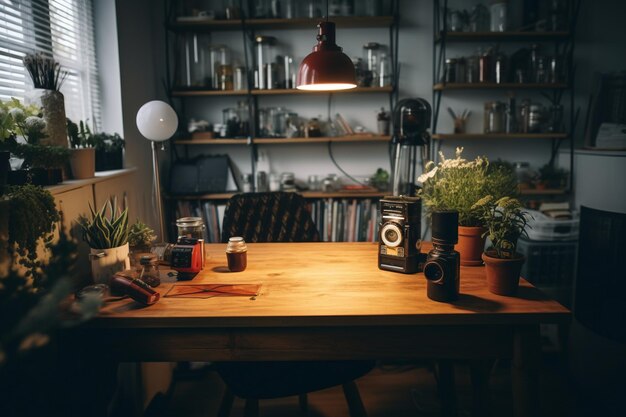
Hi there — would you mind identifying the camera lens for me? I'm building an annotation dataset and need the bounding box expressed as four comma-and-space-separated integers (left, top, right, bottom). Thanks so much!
431, 211, 459, 245
424, 262, 444, 282
381, 223, 403, 247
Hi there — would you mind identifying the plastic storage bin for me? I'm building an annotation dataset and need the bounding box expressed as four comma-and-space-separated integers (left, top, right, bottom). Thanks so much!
524, 209, 579, 241
518, 237, 578, 288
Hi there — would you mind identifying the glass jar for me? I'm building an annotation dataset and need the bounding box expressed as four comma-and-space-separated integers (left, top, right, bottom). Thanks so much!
306, 0, 322, 18
308, 174, 320, 191
255, 36, 277, 89
448, 9, 464, 32
378, 53, 391, 87
226, 237, 247, 272
270, 107, 287, 137
218, 64, 233, 90
455, 57, 467, 83
514, 162, 532, 184
466, 54, 479, 83
234, 66, 247, 90
362, 42, 380, 87
176, 217, 205, 240
490, 1, 508, 32
306, 117, 323, 137
528, 104, 545, 133
479, 49, 493, 83
285, 112, 300, 138
224, 0, 240, 19
136, 254, 160, 288
494, 53, 507, 84
280, 172, 296, 191
179, 33, 210, 88
223, 107, 239, 137
241, 173, 253, 192
488, 101, 506, 133
444, 58, 457, 83
236, 100, 250, 137
470, 4, 490, 32
483, 101, 493, 133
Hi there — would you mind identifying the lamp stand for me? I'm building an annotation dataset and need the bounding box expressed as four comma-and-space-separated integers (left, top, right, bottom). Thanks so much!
151, 141, 166, 242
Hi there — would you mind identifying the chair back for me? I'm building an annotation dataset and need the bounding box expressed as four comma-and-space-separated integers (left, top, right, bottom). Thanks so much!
221, 192, 320, 243
575, 206, 626, 343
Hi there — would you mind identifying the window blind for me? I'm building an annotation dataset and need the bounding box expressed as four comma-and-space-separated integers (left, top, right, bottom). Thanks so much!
0, 0, 100, 130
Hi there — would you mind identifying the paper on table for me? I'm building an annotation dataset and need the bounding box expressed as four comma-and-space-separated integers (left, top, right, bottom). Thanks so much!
164, 284, 261, 299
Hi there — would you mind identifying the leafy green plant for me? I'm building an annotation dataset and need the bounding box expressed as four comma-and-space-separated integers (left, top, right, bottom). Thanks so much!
79, 199, 129, 249
4, 184, 60, 278
11, 143, 70, 169
370, 168, 390, 191
92, 132, 124, 152
472, 196, 529, 259
0, 98, 44, 146
23, 53, 68, 91
67, 118, 94, 149
128, 220, 156, 248
418, 147, 518, 227
538, 163, 568, 188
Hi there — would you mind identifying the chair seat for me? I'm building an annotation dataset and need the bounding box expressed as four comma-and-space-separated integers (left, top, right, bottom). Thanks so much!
215, 361, 375, 399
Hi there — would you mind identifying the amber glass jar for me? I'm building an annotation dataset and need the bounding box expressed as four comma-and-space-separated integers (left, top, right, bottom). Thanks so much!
226, 237, 247, 272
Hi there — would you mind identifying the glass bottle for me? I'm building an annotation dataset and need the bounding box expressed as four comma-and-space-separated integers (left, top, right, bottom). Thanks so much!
362, 42, 381, 87
179, 33, 210, 88
490, 1, 508, 32
255, 36, 277, 90
379, 53, 392, 87
479, 49, 493, 83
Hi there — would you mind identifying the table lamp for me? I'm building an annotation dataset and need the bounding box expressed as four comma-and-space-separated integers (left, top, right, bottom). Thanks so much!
136, 100, 178, 242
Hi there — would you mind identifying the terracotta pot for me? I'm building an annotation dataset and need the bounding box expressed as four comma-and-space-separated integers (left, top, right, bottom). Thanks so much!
457, 226, 487, 266
69, 148, 95, 179
482, 252, 526, 296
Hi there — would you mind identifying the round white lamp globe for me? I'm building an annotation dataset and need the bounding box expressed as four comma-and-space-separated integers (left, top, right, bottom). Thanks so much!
136, 100, 178, 142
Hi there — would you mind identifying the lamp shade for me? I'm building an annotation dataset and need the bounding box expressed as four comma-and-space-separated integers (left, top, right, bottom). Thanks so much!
136, 100, 178, 142
296, 22, 357, 91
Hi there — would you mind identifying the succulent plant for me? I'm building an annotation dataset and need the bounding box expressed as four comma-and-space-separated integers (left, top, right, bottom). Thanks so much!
79, 199, 129, 249
128, 220, 156, 248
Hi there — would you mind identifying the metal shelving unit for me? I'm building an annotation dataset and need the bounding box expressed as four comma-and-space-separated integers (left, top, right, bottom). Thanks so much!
431, 0, 582, 198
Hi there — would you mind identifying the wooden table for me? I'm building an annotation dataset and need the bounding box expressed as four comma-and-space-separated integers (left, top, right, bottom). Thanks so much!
85, 242, 570, 417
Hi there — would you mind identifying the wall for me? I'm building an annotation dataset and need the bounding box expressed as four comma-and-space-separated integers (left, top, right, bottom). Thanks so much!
95, 0, 626, 232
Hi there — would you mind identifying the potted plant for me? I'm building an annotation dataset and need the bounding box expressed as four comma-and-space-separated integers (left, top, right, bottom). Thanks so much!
79, 199, 130, 284
473, 196, 530, 296
419, 147, 518, 266
536, 163, 568, 190
92, 132, 124, 172
67, 118, 95, 179
22, 53, 68, 148
128, 219, 156, 264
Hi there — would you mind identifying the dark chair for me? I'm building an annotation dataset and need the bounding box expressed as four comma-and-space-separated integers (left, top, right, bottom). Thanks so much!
216, 192, 374, 417
569, 206, 626, 415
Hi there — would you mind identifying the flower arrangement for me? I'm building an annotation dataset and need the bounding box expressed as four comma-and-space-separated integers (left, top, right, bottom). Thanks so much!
418, 147, 518, 227
473, 196, 530, 259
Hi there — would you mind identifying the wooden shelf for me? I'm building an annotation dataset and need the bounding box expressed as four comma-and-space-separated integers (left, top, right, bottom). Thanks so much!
433, 83, 569, 91
169, 16, 394, 31
174, 135, 391, 145
520, 188, 567, 196
171, 86, 392, 97
167, 191, 387, 201
436, 31, 570, 43
433, 133, 568, 140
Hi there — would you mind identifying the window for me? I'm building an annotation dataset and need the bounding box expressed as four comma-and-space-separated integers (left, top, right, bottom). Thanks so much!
0, 0, 100, 129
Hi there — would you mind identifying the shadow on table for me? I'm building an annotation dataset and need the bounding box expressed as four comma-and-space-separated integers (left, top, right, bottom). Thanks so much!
450, 293, 503, 312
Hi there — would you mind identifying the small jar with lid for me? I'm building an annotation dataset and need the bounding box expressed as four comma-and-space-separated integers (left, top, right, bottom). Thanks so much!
488, 102, 506, 133
226, 237, 247, 272
176, 217, 205, 240
136, 254, 160, 287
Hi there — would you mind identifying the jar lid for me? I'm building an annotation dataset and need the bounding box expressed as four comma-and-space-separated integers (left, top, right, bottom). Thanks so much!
363, 42, 380, 50
140, 254, 159, 266
176, 217, 204, 227
226, 236, 247, 253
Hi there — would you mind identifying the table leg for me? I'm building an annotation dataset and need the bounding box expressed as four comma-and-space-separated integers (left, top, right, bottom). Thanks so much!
437, 360, 458, 417
512, 325, 541, 417
470, 359, 493, 417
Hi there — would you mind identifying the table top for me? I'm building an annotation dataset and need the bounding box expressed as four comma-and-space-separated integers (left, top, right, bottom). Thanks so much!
95, 242, 570, 328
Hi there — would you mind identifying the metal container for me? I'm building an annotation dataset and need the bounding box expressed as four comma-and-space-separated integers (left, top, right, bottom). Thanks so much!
444, 58, 457, 83
234, 66, 247, 90
256, 171, 269, 192
255, 36, 277, 90
528, 104, 544, 133
488, 102, 506, 133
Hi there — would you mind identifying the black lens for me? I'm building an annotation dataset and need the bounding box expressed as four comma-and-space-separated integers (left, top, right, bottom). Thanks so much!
424, 262, 444, 281
385, 229, 398, 242
431, 211, 458, 245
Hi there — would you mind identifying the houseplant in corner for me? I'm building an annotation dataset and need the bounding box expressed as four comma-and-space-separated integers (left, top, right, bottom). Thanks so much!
473, 196, 530, 296
79, 199, 130, 284
419, 147, 518, 266
67, 118, 95, 179
22, 53, 68, 148
92, 132, 124, 171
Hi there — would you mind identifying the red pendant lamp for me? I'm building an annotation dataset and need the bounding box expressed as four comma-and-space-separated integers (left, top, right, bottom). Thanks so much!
296, 19, 357, 91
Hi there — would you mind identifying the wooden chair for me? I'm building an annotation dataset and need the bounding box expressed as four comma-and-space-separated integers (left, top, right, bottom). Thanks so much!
216, 192, 374, 417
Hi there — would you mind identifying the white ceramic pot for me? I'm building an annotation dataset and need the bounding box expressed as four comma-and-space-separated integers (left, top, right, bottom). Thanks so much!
69, 148, 95, 179
90, 243, 130, 285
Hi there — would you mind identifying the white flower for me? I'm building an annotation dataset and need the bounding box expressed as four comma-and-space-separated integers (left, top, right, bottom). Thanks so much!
24, 116, 46, 132
418, 166, 438, 183
9, 107, 25, 123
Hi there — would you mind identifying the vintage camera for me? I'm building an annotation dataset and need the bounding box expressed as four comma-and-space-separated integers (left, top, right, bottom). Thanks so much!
378, 196, 424, 274
170, 237, 204, 280
423, 211, 460, 302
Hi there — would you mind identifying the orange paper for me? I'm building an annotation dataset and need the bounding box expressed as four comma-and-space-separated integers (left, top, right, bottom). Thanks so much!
164, 284, 261, 299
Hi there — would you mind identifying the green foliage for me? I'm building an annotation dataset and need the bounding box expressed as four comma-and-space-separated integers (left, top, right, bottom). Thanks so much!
67, 118, 94, 149
418, 147, 518, 227
79, 199, 129, 249
0, 98, 44, 145
472, 196, 529, 259
11, 143, 70, 169
128, 219, 157, 248
4, 185, 60, 281
370, 168, 390, 190
538, 163, 568, 187
91, 132, 124, 152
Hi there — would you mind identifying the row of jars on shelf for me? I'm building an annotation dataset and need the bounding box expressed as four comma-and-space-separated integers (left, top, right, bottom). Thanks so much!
442, 44, 567, 84
241, 172, 348, 194
177, 0, 385, 21
176, 35, 393, 90
482, 98, 564, 135
446, 0, 569, 33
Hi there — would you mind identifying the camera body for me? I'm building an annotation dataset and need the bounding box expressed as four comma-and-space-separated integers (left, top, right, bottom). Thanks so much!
423, 211, 460, 302
378, 196, 424, 274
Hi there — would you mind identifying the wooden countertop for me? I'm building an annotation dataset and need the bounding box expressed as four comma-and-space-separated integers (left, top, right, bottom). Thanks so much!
95, 242, 570, 328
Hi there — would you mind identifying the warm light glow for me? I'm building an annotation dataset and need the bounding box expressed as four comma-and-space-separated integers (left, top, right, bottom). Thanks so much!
296, 83, 357, 91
